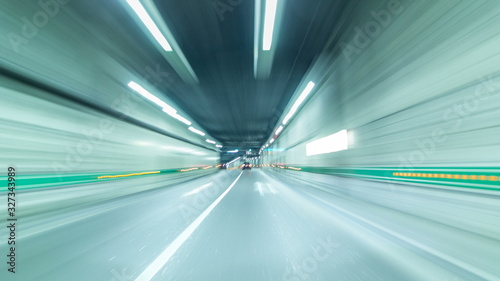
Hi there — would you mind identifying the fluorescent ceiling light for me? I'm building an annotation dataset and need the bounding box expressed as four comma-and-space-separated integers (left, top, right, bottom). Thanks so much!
283, 81, 315, 125
128, 81, 176, 114
270, 138, 275, 144
275, 125, 283, 135
227, 149, 239, 153
228, 156, 241, 164
216, 145, 223, 148
166, 111, 191, 125
206, 139, 216, 144
306, 130, 348, 156
125, 0, 173, 52
188, 127, 205, 136
262, 0, 278, 51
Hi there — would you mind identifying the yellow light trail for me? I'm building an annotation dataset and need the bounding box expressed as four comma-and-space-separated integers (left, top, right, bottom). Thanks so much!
97, 171, 160, 179
179, 168, 199, 172
393, 172, 499, 182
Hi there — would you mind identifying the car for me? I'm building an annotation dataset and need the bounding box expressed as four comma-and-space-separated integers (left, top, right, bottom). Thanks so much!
242, 162, 252, 170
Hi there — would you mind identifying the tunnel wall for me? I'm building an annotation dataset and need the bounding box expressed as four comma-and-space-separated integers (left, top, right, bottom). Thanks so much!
264, 0, 500, 171
0, 0, 210, 145
0, 75, 220, 218
0, 2, 224, 218
0, 2, 221, 177
0, 75, 219, 176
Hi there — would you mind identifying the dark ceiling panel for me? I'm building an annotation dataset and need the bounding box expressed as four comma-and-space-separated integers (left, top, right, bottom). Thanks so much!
74, 0, 349, 150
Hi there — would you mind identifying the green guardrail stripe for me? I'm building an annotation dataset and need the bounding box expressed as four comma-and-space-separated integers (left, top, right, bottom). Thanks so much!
0, 166, 218, 192
267, 165, 500, 191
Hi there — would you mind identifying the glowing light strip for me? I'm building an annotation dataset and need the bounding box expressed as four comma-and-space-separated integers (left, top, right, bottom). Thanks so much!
275, 125, 283, 135
306, 130, 348, 156
166, 111, 191, 125
283, 81, 315, 125
98, 171, 160, 179
128, 81, 176, 114
179, 168, 199, 172
227, 156, 241, 165
188, 127, 205, 136
126, 0, 173, 52
262, 0, 278, 51
394, 173, 499, 181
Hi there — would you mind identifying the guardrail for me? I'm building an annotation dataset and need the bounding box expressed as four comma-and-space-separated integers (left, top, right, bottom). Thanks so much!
264, 165, 500, 191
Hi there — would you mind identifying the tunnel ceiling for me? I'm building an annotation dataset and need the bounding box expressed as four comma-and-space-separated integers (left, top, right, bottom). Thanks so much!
75, 0, 347, 150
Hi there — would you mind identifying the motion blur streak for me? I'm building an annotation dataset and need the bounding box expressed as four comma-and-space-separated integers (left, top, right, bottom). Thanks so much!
135, 172, 243, 281
97, 171, 161, 179
1, 0, 500, 281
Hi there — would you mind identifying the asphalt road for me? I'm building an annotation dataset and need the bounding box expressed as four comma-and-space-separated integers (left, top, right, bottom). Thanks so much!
1, 169, 499, 281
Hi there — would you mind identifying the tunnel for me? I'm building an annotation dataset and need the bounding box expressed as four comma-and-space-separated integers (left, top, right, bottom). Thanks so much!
0, 0, 499, 280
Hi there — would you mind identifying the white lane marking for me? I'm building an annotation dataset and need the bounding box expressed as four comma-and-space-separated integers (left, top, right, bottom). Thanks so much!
255, 182, 265, 197
254, 182, 277, 197
315, 196, 499, 281
135, 172, 243, 281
